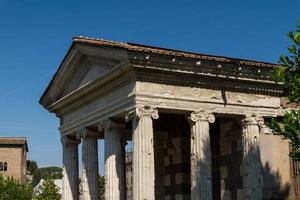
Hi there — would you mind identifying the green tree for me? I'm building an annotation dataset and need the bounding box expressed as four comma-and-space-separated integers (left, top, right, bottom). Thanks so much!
99, 176, 105, 200
32, 166, 63, 187
27, 160, 38, 175
0, 176, 33, 200
34, 177, 61, 200
270, 20, 300, 160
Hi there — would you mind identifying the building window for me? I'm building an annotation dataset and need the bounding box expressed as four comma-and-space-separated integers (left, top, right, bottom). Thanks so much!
3, 162, 7, 171
0, 162, 3, 171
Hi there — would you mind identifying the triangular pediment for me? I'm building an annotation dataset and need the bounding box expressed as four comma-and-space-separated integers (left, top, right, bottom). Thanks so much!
79, 64, 112, 87
41, 43, 129, 107
61, 56, 118, 97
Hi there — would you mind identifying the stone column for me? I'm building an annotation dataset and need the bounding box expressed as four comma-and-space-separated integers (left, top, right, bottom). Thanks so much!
61, 135, 80, 200
78, 129, 100, 200
241, 114, 264, 200
100, 120, 126, 200
188, 110, 215, 200
125, 106, 159, 200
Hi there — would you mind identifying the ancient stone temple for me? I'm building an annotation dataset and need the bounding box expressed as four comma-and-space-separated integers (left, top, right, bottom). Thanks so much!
40, 36, 299, 200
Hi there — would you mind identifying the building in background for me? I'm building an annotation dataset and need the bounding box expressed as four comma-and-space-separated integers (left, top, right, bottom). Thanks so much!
0, 137, 28, 183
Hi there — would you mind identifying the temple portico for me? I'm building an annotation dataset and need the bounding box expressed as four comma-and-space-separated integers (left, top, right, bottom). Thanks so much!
59, 108, 272, 200
41, 37, 298, 199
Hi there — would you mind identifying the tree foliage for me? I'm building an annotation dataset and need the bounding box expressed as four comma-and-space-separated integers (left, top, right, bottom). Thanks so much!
0, 176, 33, 200
270, 20, 300, 160
27, 160, 38, 175
33, 177, 61, 200
32, 166, 63, 187
99, 176, 105, 200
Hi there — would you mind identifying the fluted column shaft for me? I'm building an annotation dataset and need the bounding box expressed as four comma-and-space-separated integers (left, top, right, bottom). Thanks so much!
61, 136, 79, 200
126, 106, 159, 200
189, 110, 215, 200
241, 115, 264, 200
80, 130, 99, 200
103, 121, 126, 200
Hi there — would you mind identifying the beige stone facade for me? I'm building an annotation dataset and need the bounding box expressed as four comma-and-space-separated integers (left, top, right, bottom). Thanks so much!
40, 36, 299, 199
0, 137, 28, 183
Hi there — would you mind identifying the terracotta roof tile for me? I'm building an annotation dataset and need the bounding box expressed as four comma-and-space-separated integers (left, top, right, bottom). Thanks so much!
73, 36, 278, 68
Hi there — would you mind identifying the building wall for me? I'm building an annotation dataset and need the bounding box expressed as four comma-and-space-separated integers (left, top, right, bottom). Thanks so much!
260, 133, 293, 199
162, 130, 190, 200
217, 119, 243, 200
154, 115, 191, 200
0, 146, 27, 183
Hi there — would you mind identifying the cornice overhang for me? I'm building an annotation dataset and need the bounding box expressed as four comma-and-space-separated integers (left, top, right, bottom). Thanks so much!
40, 43, 81, 109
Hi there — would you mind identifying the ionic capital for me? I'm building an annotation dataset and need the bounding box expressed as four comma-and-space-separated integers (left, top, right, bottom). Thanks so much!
241, 114, 261, 126
76, 128, 100, 139
125, 106, 159, 122
257, 116, 273, 135
241, 114, 266, 127
241, 114, 273, 134
61, 135, 80, 146
98, 119, 125, 132
189, 109, 215, 123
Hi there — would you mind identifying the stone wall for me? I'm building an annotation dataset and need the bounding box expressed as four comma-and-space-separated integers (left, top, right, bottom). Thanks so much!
217, 118, 244, 200
154, 114, 191, 200
260, 133, 292, 199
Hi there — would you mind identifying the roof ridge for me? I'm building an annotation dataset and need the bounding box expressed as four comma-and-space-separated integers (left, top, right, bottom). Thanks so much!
73, 36, 128, 45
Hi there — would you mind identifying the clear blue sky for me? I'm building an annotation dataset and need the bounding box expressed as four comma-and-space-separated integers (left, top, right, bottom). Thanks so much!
0, 0, 299, 175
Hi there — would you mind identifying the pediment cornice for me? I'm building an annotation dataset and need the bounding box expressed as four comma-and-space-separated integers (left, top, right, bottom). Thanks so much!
47, 61, 133, 116
40, 43, 129, 109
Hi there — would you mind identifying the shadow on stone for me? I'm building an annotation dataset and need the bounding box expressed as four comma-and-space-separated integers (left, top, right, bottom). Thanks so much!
262, 162, 290, 200
198, 117, 292, 200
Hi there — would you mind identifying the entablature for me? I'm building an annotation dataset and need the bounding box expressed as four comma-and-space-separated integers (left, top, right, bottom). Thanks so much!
128, 51, 283, 96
